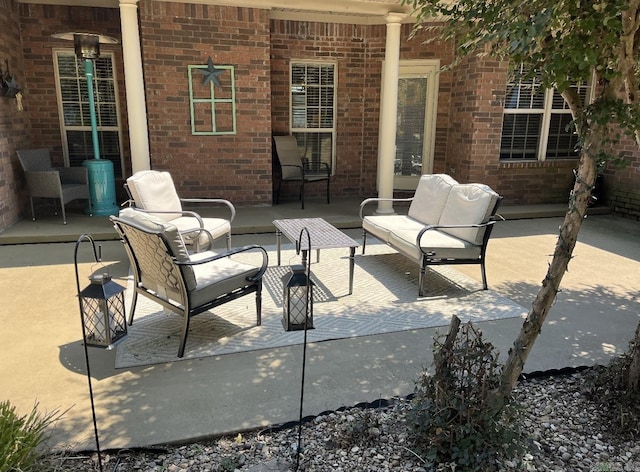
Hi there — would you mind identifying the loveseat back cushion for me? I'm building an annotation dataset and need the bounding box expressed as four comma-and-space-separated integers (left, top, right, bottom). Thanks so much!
117, 208, 197, 292
408, 174, 458, 225
438, 184, 499, 245
127, 170, 183, 221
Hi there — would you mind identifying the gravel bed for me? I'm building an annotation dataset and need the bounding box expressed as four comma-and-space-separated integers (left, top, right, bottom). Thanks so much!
41, 369, 640, 471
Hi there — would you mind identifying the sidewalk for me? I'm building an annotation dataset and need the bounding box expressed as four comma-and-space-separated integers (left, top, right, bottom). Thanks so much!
0, 199, 638, 452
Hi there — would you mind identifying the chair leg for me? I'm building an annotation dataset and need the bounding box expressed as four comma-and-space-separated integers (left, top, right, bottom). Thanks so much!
326, 179, 330, 204
29, 197, 36, 221
226, 232, 232, 251
87, 197, 93, 217
275, 179, 282, 205
256, 281, 262, 326
362, 230, 367, 254
300, 180, 305, 210
418, 258, 427, 297
128, 290, 139, 326
60, 201, 67, 225
480, 261, 488, 290
178, 313, 191, 358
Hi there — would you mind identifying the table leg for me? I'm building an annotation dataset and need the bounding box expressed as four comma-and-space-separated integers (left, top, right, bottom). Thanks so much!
276, 229, 282, 266
349, 247, 355, 295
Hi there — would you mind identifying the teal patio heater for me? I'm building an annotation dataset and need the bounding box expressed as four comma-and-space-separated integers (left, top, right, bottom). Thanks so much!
52, 32, 120, 216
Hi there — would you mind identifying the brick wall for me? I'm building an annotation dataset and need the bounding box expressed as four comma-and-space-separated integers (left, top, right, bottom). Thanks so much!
605, 135, 640, 220
139, 1, 272, 206
19, 4, 126, 169
270, 20, 454, 202
0, 0, 30, 231
448, 54, 576, 205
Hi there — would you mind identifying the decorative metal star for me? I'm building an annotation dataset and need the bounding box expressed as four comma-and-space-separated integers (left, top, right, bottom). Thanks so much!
196, 57, 225, 88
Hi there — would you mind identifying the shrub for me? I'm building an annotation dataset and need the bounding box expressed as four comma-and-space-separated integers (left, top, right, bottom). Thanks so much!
0, 400, 60, 472
407, 319, 524, 471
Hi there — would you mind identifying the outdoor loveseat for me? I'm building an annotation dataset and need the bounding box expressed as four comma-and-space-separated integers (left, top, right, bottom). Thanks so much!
111, 208, 268, 358
360, 174, 502, 296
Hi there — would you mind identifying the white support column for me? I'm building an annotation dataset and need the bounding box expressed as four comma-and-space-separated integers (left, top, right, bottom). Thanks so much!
119, 0, 151, 173
376, 12, 405, 214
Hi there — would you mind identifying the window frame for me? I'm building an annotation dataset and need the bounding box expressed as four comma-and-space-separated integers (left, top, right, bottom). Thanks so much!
500, 68, 593, 162
289, 60, 337, 175
53, 49, 124, 176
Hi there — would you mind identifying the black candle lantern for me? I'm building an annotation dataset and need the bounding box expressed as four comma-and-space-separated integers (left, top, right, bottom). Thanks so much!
282, 264, 314, 331
78, 273, 127, 347
74, 234, 128, 472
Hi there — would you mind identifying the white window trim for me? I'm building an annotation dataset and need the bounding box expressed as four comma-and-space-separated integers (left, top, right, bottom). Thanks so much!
53, 48, 124, 173
382, 59, 440, 190
289, 60, 337, 173
502, 79, 593, 162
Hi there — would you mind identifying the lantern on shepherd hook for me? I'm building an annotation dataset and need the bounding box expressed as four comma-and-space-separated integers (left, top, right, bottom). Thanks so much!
74, 234, 128, 472
282, 263, 314, 332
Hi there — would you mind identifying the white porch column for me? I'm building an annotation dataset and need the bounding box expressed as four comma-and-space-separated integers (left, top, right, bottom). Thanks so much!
376, 12, 405, 214
119, 0, 151, 173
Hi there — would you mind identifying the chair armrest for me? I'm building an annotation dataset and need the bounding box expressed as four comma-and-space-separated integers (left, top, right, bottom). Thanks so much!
24, 170, 62, 193
359, 197, 414, 219
179, 198, 236, 222
301, 159, 331, 178
416, 221, 496, 252
177, 244, 269, 282
57, 166, 88, 185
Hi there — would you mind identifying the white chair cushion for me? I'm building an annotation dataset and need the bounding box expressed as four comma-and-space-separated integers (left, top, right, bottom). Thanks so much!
389, 227, 481, 262
363, 215, 424, 243
127, 170, 183, 221
438, 184, 499, 245
188, 253, 260, 308
171, 216, 231, 249
407, 174, 458, 225
118, 208, 197, 291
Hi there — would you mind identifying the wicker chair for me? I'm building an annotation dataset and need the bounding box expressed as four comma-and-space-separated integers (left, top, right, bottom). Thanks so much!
125, 170, 235, 252
111, 208, 268, 358
273, 135, 331, 209
16, 148, 91, 224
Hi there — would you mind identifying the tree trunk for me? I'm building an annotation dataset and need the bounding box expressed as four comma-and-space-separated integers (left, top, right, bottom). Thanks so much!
488, 148, 598, 411
628, 322, 640, 392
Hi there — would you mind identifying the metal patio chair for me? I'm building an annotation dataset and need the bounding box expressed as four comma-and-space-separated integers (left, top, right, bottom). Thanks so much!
273, 135, 331, 209
125, 170, 235, 251
111, 208, 267, 358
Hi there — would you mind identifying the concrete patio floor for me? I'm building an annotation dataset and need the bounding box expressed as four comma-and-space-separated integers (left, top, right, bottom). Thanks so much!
0, 198, 638, 453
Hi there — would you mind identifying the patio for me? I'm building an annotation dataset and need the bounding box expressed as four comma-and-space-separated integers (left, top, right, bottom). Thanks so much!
0, 199, 638, 452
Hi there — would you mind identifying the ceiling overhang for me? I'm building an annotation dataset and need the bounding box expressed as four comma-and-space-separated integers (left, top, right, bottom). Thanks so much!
18, 0, 418, 25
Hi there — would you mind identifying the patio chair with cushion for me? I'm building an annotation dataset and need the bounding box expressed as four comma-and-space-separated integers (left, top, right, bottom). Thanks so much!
111, 208, 268, 358
125, 170, 235, 252
16, 148, 91, 224
273, 135, 331, 209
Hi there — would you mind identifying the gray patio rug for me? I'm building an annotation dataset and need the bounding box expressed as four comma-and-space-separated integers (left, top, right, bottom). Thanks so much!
115, 243, 527, 368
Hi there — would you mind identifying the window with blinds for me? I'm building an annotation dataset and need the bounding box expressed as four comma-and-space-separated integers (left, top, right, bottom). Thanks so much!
54, 51, 123, 177
290, 62, 336, 173
500, 65, 590, 161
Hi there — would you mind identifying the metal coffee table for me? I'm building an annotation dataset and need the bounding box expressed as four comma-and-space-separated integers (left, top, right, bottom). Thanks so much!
273, 218, 359, 295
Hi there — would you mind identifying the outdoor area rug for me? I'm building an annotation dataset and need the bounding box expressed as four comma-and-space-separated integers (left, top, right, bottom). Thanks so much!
115, 243, 527, 368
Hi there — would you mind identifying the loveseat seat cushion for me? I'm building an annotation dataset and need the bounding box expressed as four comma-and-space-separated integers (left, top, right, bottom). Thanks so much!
188, 252, 261, 308
362, 215, 424, 243
438, 184, 499, 245
388, 228, 481, 263
407, 174, 458, 225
